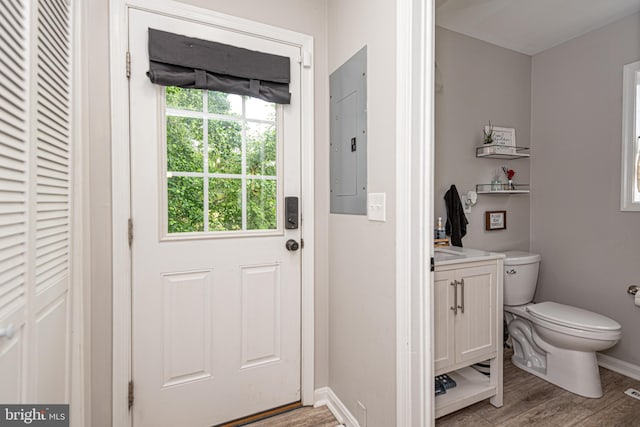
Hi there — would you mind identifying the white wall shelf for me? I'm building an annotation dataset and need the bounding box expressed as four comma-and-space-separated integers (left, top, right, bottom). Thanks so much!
476, 144, 530, 159
476, 184, 530, 194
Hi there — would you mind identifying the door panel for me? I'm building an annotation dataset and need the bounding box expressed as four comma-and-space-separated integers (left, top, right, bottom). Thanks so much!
455, 265, 497, 364
0, 321, 24, 403
434, 270, 455, 373
129, 9, 302, 426
240, 264, 282, 368
161, 270, 213, 387
34, 297, 68, 402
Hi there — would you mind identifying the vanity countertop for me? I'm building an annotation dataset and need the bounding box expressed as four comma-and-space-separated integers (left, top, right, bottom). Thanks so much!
434, 246, 505, 266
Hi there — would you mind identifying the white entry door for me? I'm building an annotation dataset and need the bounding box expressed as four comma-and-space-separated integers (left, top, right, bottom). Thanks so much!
129, 9, 302, 427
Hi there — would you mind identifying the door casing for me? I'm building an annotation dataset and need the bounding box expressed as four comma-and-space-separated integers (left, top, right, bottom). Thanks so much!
108, 1, 315, 425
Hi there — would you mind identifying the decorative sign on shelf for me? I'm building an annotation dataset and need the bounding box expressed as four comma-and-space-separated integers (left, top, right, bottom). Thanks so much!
484, 126, 516, 154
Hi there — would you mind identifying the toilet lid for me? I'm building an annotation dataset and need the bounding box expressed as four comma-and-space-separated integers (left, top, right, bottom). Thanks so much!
526, 302, 621, 332
503, 250, 541, 266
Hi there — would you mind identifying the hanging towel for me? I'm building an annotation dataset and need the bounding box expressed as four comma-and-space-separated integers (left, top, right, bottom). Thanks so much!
444, 185, 468, 247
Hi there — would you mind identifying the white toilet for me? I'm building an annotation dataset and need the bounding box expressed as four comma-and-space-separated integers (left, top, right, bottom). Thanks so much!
503, 251, 622, 398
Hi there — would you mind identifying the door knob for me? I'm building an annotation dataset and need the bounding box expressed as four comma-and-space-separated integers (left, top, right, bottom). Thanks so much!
0, 323, 15, 340
285, 239, 300, 251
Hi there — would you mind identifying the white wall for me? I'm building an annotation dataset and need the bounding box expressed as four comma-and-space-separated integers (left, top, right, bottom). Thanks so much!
435, 27, 531, 252
85, 1, 330, 425
327, 1, 397, 426
531, 13, 640, 365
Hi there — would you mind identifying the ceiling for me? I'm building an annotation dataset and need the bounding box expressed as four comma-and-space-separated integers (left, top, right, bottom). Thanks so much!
436, 0, 640, 55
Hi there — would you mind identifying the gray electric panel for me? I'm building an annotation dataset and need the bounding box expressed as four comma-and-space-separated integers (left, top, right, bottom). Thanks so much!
330, 46, 367, 215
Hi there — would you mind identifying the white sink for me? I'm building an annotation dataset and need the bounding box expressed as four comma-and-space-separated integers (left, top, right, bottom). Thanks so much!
434, 248, 463, 261
433, 246, 505, 265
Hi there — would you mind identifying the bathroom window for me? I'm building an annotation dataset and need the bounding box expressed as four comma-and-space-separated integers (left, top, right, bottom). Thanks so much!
621, 60, 640, 211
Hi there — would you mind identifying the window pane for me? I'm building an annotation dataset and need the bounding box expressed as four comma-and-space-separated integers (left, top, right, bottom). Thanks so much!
166, 86, 203, 111
246, 97, 276, 121
167, 116, 204, 172
209, 179, 242, 231
208, 91, 242, 116
246, 122, 277, 176
208, 119, 242, 174
247, 179, 277, 230
168, 177, 204, 233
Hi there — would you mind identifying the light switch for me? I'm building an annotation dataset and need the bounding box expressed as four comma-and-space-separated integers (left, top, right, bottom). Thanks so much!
367, 192, 386, 222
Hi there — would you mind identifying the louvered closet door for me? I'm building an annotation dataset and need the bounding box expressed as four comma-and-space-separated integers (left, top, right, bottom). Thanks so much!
0, 0, 30, 403
31, 0, 72, 402
0, 0, 71, 403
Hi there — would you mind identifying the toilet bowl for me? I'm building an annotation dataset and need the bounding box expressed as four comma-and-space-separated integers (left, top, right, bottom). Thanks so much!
503, 251, 622, 398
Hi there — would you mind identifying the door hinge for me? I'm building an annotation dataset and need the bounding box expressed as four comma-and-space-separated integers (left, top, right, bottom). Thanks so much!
128, 381, 134, 409
430, 257, 435, 272
126, 51, 131, 79
128, 218, 133, 247
300, 238, 304, 249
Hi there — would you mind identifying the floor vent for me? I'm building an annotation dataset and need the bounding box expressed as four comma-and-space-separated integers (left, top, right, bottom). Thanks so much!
624, 388, 640, 401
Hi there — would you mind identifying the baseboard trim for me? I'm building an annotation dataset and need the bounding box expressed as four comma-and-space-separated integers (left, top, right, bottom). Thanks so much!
597, 353, 640, 381
314, 387, 359, 427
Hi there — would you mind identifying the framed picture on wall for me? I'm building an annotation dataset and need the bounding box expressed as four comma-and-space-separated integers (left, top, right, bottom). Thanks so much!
485, 210, 507, 230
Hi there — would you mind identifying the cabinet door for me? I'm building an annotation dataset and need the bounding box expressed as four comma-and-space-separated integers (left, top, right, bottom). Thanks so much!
434, 270, 456, 372
454, 264, 497, 364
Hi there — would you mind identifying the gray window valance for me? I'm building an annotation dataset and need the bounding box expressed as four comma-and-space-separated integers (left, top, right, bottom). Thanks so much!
146, 28, 291, 104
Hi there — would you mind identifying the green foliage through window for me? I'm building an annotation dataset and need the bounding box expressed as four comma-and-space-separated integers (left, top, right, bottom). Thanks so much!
165, 87, 278, 233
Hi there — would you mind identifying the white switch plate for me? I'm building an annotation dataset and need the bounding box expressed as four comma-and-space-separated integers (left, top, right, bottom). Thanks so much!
367, 193, 386, 222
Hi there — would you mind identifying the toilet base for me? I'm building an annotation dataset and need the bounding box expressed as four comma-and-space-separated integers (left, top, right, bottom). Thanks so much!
510, 337, 603, 398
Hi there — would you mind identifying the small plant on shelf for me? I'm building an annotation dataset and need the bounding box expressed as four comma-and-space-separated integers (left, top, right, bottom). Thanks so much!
483, 121, 494, 144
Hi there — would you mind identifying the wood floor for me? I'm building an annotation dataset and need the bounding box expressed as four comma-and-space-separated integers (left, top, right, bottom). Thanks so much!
437, 349, 640, 426
229, 349, 640, 427
243, 406, 340, 427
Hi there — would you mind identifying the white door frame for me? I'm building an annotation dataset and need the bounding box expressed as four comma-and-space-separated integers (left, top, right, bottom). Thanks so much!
396, 0, 433, 426
71, 0, 88, 424
109, 1, 315, 425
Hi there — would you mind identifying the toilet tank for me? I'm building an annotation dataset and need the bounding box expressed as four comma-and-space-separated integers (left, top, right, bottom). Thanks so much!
503, 251, 541, 306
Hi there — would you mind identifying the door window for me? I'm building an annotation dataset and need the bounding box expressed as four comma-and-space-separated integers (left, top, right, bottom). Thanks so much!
164, 87, 280, 234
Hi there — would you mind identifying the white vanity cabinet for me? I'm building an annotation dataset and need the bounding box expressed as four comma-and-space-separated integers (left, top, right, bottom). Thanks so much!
433, 249, 504, 418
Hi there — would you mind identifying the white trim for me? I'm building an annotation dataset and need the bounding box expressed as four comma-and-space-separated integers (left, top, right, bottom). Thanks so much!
314, 387, 357, 427
109, 1, 315, 424
396, 0, 434, 426
70, 0, 88, 424
597, 353, 640, 382
300, 35, 316, 408
620, 60, 640, 211
109, 0, 132, 425
395, 0, 413, 424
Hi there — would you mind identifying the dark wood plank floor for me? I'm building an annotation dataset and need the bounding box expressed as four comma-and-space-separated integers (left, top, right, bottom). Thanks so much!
437, 349, 640, 426
244, 405, 340, 427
